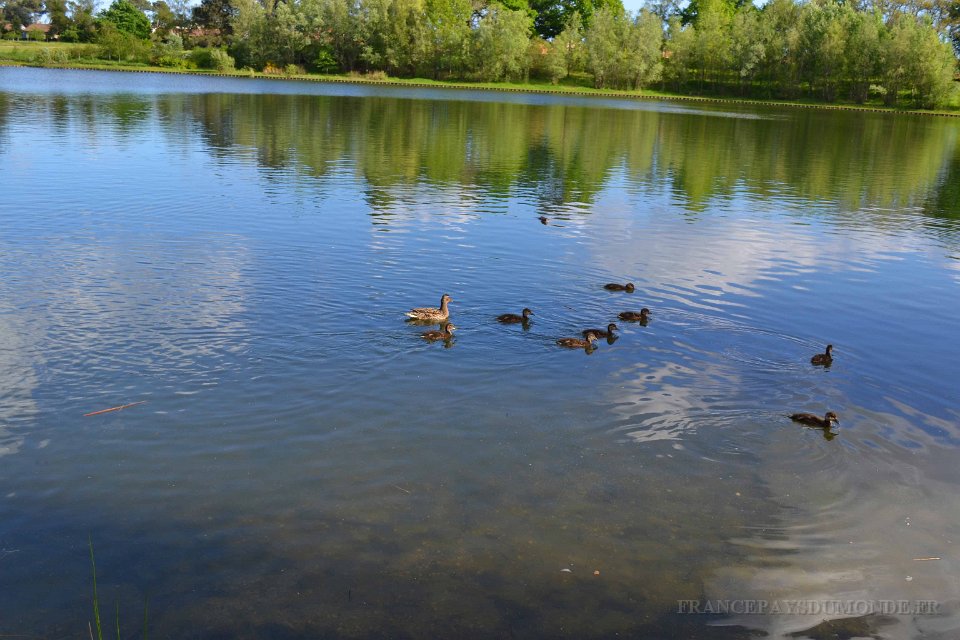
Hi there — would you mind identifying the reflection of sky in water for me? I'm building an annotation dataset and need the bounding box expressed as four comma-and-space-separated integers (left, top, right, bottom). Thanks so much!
1, 68, 960, 638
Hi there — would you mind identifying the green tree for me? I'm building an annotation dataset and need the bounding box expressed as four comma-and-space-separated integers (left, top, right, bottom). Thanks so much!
229, 0, 267, 68
191, 0, 236, 43
663, 15, 696, 91
621, 10, 663, 90
96, 20, 151, 59
421, 0, 473, 78
99, 0, 152, 39
544, 10, 585, 83
691, 0, 731, 92
473, 3, 533, 81
728, 4, 765, 95
799, 1, 847, 101
758, 0, 802, 97
66, 0, 98, 41
843, 7, 882, 103
530, 0, 623, 39
48, 0, 72, 37
585, 5, 620, 87
1, 0, 44, 28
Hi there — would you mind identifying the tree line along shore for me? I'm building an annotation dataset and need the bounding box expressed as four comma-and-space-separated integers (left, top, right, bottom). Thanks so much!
1, 0, 958, 109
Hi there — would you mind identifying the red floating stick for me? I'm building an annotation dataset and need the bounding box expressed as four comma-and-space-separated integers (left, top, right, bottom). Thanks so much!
83, 401, 146, 417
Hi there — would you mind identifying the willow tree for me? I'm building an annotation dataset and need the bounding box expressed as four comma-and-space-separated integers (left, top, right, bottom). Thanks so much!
473, 3, 534, 81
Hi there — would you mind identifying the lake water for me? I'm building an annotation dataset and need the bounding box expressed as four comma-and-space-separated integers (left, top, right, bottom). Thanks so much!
1, 67, 959, 639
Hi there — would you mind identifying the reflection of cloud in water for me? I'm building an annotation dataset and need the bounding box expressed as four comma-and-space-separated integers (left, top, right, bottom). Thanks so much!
583, 198, 954, 307
0, 314, 39, 457
604, 355, 751, 447
0, 233, 252, 452
706, 406, 960, 639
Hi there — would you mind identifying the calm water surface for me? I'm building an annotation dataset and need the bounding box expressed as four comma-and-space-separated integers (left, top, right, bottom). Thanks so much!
1, 67, 959, 639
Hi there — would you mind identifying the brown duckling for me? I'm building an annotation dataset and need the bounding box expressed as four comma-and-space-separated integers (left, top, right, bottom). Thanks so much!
406, 293, 452, 322
618, 308, 650, 323
789, 411, 839, 428
497, 308, 534, 324
604, 282, 635, 292
422, 323, 456, 341
810, 344, 834, 366
582, 323, 618, 339
538, 216, 549, 225
557, 331, 599, 349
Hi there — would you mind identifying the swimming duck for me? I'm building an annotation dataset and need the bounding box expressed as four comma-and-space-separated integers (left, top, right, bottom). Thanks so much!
789, 411, 839, 428
405, 294, 452, 322
422, 323, 456, 341
604, 283, 635, 292
497, 308, 534, 324
538, 216, 549, 225
558, 332, 599, 349
582, 323, 618, 339
618, 308, 650, 323
810, 344, 834, 366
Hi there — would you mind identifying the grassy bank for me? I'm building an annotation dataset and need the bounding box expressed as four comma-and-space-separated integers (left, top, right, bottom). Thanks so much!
3, 41, 959, 116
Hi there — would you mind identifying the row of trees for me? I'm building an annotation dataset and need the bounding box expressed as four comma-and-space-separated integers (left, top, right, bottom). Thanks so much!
2, 0, 958, 106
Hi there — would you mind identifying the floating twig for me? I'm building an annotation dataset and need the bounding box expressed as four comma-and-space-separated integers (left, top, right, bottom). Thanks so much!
84, 401, 146, 417
912, 557, 941, 561
393, 485, 411, 494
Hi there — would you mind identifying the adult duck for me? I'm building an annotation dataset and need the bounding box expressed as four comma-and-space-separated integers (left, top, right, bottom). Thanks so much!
405, 294, 452, 322
604, 283, 635, 292
811, 344, 834, 366
789, 411, 839, 428
497, 308, 534, 324
582, 323, 618, 339
618, 308, 650, 323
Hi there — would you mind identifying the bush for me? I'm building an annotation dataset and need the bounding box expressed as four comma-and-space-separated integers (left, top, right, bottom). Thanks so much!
152, 33, 188, 68
60, 26, 80, 42
1, 30, 19, 41
31, 48, 68, 65
189, 47, 234, 71
210, 48, 234, 71
97, 24, 151, 63
313, 48, 338, 74
284, 63, 303, 76
27, 29, 47, 41
70, 44, 100, 60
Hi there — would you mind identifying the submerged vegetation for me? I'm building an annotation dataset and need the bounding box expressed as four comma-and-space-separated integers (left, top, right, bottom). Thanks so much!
1, 0, 958, 108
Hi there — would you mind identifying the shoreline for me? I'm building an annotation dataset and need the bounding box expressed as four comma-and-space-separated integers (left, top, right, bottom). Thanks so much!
3, 60, 959, 118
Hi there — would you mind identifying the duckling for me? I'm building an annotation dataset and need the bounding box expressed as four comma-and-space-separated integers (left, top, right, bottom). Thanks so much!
789, 411, 839, 428
405, 294, 452, 322
422, 323, 456, 341
497, 308, 534, 324
810, 344, 834, 366
582, 323, 618, 339
618, 308, 650, 323
558, 332, 599, 349
604, 282, 635, 292
538, 216, 549, 225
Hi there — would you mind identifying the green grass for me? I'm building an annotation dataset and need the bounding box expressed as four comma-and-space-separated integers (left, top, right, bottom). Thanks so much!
2, 41, 958, 116
88, 537, 148, 640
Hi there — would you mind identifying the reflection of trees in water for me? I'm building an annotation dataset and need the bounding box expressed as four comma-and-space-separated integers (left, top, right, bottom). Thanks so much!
4, 89, 954, 225
165, 93, 958, 225
0, 92, 7, 148
925, 142, 960, 222
0, 93, 154, 142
